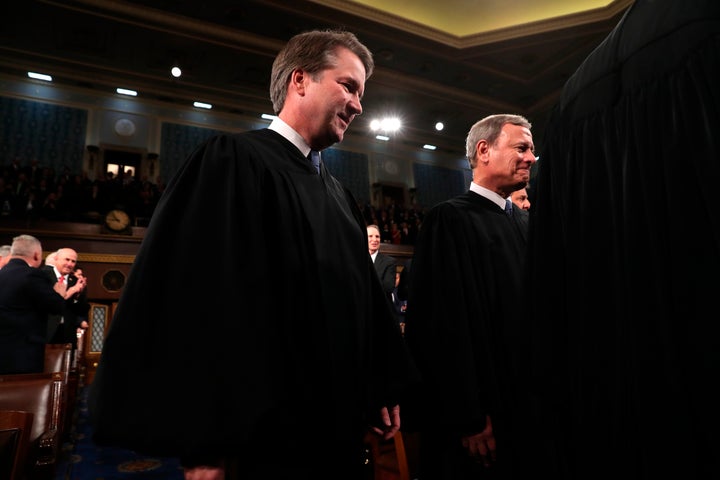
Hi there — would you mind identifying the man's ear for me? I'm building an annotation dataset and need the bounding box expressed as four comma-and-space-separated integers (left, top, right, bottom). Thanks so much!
476, 139, 490, 163
290, 68, 307, 95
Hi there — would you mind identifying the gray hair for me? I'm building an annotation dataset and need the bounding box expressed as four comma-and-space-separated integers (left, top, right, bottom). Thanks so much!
465, 114, 531, 168
270, 29, 374, 114
10, 234, 42, 258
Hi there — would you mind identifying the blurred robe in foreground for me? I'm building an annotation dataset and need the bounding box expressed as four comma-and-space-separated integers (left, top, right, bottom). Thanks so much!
526, 1, 720, 478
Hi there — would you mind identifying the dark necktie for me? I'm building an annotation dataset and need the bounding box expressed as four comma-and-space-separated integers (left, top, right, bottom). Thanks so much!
504, 199, 513, 217
308, 150, 320, 174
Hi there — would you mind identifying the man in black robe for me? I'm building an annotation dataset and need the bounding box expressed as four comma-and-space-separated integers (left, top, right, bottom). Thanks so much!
403, 114, 536, 479
88, 29, 418, 480
526, 1, 720, 478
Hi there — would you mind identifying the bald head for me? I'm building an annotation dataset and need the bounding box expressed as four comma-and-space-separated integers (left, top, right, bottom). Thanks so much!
55, 248, 78, 275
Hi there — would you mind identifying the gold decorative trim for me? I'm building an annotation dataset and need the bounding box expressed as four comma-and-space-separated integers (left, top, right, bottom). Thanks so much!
65, 253, 136, 264
81, 253, 135, 264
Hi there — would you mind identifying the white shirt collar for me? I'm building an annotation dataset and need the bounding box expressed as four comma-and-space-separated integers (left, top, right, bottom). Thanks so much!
268, 117, 311, 157
370, 251, 378, 262
469, 181, 507, 210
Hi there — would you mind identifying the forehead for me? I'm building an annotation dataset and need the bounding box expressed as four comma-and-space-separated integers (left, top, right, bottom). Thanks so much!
331, 48, 366, 88
500, 124, 533, 143
58, 250, 77, 261
333, 46, 365, 73
367, 226, 380, 235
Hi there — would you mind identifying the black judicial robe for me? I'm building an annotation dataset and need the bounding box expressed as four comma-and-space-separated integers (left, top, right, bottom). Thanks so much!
88, 129, 418, 467
527, 1, 720, 478
403, 192, 529, 478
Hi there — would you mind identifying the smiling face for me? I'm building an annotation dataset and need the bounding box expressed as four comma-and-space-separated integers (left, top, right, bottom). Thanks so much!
283, 46, 366, 150
367, 225, 381, 255
477, 123, 536, 198
55, 248, 78, 276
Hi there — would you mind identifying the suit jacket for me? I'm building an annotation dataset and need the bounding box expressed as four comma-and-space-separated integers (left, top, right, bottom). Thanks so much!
512, 206, 529, 239
42, 266, 88, 346
0, 258, 66, 374
373, 252, 397, 298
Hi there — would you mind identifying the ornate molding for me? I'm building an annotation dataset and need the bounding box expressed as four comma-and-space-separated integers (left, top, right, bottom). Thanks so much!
80, 253, 135, 264
44, 252, 136, 264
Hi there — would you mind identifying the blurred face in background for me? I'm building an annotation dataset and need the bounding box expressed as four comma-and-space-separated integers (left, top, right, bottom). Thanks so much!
55, 248, 78, 276
511, 187, 531, 210
367, 225, 381, 255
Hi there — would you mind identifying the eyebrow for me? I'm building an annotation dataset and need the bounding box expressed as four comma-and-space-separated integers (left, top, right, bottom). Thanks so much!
514, 141, 534, 152
340, 76, 363, 99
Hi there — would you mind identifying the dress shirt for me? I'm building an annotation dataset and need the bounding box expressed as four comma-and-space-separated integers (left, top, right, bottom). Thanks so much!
269, 117, 313, 160
470, 182, 508, 211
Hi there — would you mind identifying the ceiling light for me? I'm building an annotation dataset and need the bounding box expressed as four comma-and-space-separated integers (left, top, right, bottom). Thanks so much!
116, 88, 137, 96
435, 122, 444, 131
423, 144, 437, 150
261, 113, 276, 120
375, 135, 390, 141
27, 72, 52, 81
193, 101, 212, 109
369, 117, 401, 132
171, 66, 182, 78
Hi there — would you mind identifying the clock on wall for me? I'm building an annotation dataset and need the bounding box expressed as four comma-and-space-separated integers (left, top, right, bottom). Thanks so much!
104, 209, 131, 233
114, 118, 136, 137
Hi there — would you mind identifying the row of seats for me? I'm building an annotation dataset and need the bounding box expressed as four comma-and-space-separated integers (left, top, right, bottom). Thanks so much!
0, 332, 86, 480
1, 332, 412, 480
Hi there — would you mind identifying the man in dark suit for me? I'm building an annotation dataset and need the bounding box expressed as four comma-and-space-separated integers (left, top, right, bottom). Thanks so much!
42, 247, 88, 349
0, 234, 66, 374
367, 224, 397, 302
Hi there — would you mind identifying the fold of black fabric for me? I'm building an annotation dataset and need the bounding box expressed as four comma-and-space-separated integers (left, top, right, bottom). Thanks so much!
525, 1, 720, 478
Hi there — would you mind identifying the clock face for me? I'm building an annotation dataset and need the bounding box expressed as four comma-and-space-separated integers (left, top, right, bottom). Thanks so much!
105, 209, 130, 231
